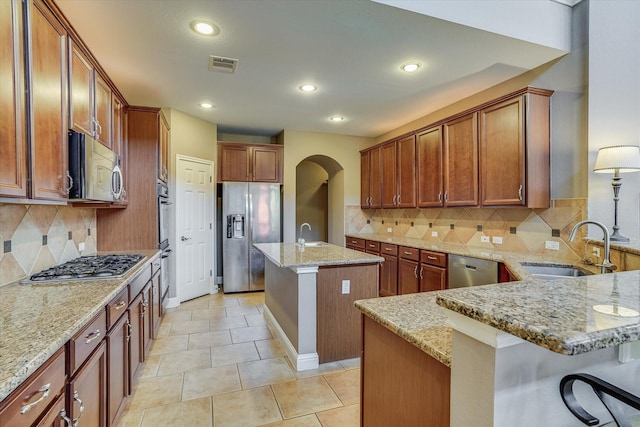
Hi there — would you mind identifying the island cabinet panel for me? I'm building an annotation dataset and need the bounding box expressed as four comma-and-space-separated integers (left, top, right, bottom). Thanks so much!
443, 112, 478, 207
316, 264, 378, 363
360, 147, 381, 208
416, 126, 443, 208
361, 316, 450, 427
0, 0, 27, 198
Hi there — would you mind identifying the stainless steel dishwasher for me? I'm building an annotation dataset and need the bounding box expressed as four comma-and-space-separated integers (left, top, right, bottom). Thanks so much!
448, 255, 498, 288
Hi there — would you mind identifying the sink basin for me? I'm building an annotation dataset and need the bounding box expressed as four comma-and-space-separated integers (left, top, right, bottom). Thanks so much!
521, 263, 593, 280
300, 241, 329, 247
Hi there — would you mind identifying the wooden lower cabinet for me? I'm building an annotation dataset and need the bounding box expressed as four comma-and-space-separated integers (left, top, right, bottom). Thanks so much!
398, 258, 419, 295
379, 253, 398, 297
420, 263, 447, 292
67, 341, 107, 427
151, 270, 162, 339
129, 293, 144, 388
361, 316, 450, 427
107, 312, 129, 427
142, 283, 152, 358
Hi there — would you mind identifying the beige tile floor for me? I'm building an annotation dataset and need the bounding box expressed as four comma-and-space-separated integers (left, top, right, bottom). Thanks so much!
117, 292, 361, 427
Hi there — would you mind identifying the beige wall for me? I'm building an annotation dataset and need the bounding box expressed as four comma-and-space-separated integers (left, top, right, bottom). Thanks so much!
280, 130, 374, 243
296, 160, 328, 242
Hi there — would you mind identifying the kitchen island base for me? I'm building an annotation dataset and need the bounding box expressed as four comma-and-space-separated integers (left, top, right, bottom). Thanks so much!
263, 259, 378, 371
361, 316, 450, 427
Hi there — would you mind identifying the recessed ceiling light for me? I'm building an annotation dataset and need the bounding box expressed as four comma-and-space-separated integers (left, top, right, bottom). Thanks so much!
200, 103, 213, 109
329, 116, 344, 122
299, 84, 318, 93
400, 61, 421, 73
190, 20, 219, 36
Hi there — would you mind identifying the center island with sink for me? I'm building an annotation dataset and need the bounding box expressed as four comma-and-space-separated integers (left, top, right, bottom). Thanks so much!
253, 242, 383, 371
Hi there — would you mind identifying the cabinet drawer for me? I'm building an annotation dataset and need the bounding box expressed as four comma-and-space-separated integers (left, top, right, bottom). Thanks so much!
399, 246, 419, 261
68, 310, 107, 375
420, 250, 447, 268
380, 243, 398, 256
0, 348, 66, 427
129, 264, 151, 300
346, 237, 365, 249
365, 240, 380, 253
106, 287, 129, 330
151, 257, 161, 276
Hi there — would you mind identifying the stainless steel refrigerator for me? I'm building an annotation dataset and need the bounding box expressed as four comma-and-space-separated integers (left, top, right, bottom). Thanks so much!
222, 182, 281, 293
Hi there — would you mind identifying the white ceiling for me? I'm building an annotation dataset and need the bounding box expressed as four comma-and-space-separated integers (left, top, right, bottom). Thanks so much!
55, 0, 569, 138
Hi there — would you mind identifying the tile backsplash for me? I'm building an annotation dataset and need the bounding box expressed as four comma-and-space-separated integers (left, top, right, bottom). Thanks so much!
0, 204, 97, 286
346, 199, 590, 261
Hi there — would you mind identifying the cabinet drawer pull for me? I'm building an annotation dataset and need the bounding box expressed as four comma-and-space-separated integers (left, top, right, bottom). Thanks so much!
427, 256, 437, 260
385, 248, 392, 251
404, 251, 413, 255
114, 301, 126, 310
20, 383, 50, 414
84, 329, 101, 344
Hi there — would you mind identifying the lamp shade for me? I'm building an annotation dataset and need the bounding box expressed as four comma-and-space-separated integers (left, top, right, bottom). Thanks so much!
593, 145, 640, 173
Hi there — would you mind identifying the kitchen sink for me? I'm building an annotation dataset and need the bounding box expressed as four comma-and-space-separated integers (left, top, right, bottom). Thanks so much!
301, 241, 329, 247
521, 263, 593, 280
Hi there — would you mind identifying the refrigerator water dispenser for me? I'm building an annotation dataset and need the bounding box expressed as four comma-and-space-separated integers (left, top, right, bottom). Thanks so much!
227, 215, 245, 238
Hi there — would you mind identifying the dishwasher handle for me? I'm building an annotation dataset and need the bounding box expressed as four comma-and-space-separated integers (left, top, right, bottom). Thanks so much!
464, 264, 477, 271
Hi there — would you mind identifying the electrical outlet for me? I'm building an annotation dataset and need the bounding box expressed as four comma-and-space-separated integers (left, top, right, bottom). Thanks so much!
480, 236, 490, 243
341, 280, 350, 294
78, 242, 85, 252
545, 240, 560, 250
387, 227, 392, 233
592, 246, 601, 257
492, 236, 503, 244
431, 231, 438, 237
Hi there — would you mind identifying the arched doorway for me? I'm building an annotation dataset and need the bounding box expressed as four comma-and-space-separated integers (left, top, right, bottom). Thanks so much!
295, 155, 344, 245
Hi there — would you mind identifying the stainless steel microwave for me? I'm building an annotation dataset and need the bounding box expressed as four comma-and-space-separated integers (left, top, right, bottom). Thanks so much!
68, 131, 123, 202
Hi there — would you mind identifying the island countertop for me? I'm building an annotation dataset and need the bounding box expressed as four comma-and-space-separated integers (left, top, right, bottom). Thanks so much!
0, 250, 160, 402
254, 242, 383, 268
436, 270, 640, 355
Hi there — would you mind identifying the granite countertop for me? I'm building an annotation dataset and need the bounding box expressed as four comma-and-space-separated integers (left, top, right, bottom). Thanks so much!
254, 242, 383, 269
351, 233, 639, 366
436, 270, 640, 355
0, 250, 160, 402
355, 292, 452, 367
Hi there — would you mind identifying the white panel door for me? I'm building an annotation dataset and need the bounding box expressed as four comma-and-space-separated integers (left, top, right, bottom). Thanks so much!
176, 156, 214, 302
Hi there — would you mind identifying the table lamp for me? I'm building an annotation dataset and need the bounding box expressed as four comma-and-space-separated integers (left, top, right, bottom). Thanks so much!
593, 145, 640, 242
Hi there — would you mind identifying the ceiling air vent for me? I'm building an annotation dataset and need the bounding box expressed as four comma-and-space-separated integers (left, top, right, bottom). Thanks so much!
208, 56, 238, 74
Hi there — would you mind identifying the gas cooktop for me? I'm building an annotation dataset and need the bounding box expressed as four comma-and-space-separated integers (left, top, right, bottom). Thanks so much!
23, 254, 144, 284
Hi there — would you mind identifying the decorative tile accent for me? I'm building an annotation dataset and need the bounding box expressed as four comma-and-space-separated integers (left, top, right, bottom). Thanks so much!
0, 204, 97, 286
345, 199, 589, 259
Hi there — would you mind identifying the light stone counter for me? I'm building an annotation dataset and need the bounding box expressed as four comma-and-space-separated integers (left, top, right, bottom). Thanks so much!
0, 250, 160, 402
254, 242, 383, 269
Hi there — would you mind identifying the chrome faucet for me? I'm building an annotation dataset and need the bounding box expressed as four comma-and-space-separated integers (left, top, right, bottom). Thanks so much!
569, 220, 617, 274
298, 223, 311, 246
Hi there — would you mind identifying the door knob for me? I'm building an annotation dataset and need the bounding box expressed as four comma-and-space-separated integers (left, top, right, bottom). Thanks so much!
181, 236, 191, 241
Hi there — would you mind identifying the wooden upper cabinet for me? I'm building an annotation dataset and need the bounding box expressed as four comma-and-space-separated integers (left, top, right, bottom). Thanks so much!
443, 112, 478, 207
480, 92, 551, 208
94, 73, 112, 148
159, 111, 169, 182
360, 148, 381, 209
0, 0, 27, 198
217, 142, 283, 183
380, 142, 397, 208
29, 0, 69, 202
252, 145, 281, 182
396, 135, 416, 208
417, 126, 443, 208
69, 38, 93, 136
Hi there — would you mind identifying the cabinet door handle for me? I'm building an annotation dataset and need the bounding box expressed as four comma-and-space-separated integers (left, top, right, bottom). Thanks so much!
126, 319, 132, 342
413, 265, 418, 278
72, 390, 84, 425
84, 329, 101, 344
518, 184, 523, 201
60, 409, 72, 426
438, 192, 442, 203
65, 171, 73, 194
444, 192, 449, 203
419, 266, 424, 280
20, 383, 51, 414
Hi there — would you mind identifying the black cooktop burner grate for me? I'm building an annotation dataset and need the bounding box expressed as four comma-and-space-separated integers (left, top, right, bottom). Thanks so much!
26, 254, 144, 283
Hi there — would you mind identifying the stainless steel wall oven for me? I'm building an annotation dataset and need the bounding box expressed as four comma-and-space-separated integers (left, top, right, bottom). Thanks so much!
158, 182, 172, 303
